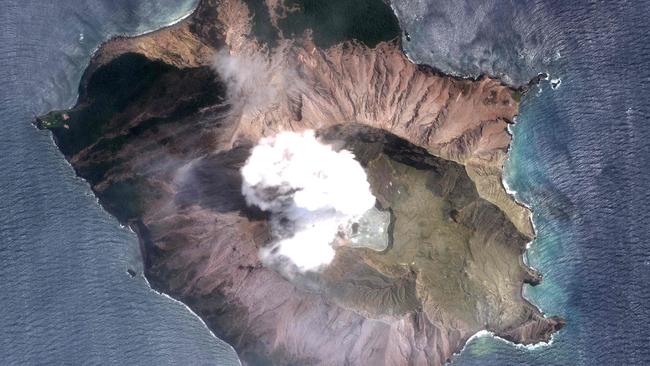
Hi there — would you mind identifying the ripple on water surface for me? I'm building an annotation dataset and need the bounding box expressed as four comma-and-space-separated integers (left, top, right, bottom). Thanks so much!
0, 0, 240, 364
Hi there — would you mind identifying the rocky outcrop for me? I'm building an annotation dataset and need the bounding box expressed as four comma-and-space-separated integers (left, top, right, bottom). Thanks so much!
37, 0, 563, 364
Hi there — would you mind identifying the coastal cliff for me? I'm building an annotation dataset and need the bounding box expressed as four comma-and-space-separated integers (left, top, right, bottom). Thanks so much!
37, 0, 563, 364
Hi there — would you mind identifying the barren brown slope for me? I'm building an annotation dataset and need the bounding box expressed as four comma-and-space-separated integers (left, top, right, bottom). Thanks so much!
36, 0, 563, 364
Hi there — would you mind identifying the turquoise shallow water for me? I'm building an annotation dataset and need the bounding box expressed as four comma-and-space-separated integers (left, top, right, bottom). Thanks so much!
391, 1, 650, 364
453, 83, 581, 365
3, 0, 649, 365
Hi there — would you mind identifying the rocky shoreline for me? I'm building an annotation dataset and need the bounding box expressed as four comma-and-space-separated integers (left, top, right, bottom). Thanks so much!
36, 0, 564, 364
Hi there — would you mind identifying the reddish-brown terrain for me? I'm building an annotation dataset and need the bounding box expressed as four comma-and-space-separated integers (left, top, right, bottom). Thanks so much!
37, 0, 563, 364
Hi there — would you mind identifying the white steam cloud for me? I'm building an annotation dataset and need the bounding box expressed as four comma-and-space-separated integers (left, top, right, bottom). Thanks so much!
212, 48, 305, 117
241, 130, 377, 271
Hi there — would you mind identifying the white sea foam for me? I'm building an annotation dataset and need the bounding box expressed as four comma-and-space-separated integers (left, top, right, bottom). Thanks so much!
451, 328, 556, 361
140, 274, 242, 365
131, 3, 196, 38
498, 98, 558, 353
550, 78, 562, 90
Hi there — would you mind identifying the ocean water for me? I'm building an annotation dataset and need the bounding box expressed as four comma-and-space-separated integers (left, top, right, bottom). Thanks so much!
3, 0, 649, 365
0, 0, 239, 364
392, 0, 650, 364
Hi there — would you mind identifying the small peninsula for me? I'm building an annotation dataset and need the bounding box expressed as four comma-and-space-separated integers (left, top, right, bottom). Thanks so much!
36, 0, 564, 364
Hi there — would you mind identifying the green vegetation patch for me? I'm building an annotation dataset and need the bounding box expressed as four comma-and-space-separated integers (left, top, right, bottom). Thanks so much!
278, 0, 401, 48
97, 177, 163, 222
76, 160, 121, 184
39, 53, 175, 156
37, 110, 70, 129
38, 53, 223, 159
244, 0, 279, 47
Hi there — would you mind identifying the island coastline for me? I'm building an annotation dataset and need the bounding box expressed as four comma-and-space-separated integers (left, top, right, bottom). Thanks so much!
36, 0, 564, 364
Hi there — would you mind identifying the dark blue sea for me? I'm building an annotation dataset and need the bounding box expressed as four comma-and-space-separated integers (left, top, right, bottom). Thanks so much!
0, 0, 239, 364
1, 0, 648, 365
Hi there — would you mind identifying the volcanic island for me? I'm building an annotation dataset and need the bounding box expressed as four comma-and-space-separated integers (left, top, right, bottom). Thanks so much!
36, 0, 564, 364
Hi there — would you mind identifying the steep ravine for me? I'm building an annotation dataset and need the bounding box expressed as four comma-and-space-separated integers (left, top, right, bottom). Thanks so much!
36, 0, 564, 364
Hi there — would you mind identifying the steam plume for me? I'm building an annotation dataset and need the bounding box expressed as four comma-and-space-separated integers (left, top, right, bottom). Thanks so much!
212, 48, 305, 117
241, 130, 376, 270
